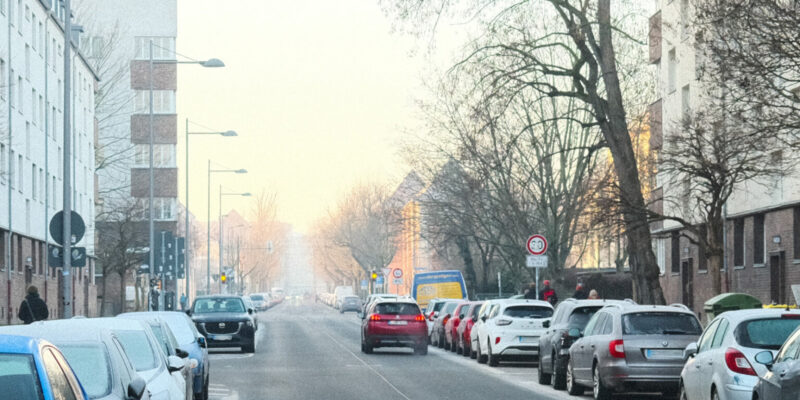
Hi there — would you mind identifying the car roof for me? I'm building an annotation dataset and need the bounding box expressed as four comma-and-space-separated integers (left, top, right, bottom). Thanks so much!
607, 303, 696, 315
0, 319, 113, 342
194, 294, 245, 300
374, 298, 419, 306
499, 299, 553, 308
0, 334, 49, 354
712, 308, 800, 323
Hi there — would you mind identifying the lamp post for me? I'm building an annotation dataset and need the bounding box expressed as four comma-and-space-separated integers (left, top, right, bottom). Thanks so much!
185, 121, 236, 299
148, 42, 224, 311
206, 164, 247, 294
219, 190, 251, 293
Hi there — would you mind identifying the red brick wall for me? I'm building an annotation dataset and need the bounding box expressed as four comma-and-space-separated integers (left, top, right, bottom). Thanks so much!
130, 114, 177, 144
130, 61, 177, 90
130, 168, 178, 197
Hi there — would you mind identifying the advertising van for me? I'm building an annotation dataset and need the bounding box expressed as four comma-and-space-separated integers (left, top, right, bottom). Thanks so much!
411, 270, 468, 311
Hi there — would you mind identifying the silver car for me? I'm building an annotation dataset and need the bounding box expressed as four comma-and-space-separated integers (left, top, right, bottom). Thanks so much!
680, 309, 800, 400
752, 324, 800, 400
566, 303, 702, 399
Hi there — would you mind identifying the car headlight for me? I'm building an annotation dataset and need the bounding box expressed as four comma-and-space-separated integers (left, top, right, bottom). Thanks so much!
189, 358, 199, 369
245, 320, 254, 328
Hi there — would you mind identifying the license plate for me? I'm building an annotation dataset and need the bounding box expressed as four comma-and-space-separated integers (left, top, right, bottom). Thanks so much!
211, 335, 232, 341
388, 320, 408, 325
519, 336, 538, 343
645, 349, 682, 359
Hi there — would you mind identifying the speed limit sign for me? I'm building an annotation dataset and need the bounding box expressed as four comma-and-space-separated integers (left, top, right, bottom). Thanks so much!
526, 235, 548, 255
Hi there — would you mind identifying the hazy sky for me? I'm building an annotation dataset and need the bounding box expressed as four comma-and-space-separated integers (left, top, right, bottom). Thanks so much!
177, 0, 432, 232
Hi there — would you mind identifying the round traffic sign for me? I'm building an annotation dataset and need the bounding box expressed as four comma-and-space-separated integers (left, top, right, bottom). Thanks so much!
526, 235, 548, 255
392, 268, 403, 279
49, 211, 86, 246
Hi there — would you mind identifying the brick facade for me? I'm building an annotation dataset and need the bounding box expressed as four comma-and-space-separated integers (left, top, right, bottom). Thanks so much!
130, 114, 178, 144
130, 168, 178, 197
129, 61, 177, 90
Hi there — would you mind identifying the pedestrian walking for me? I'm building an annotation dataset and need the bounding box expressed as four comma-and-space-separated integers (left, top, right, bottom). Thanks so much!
18, 285, 49, 324
539, 280, 558, 305
588, 289, 599, 299
573, 283, 588, 299
180, 293, 188, 311
523, 283, 537, 299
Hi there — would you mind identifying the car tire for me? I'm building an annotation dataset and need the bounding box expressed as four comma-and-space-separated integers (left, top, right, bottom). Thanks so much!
537, 359, 552, 385
340, 309, 344, 314
678, 383, 688, 400
414, 344, 428, 355
463, 345, 471, 357
438, 333, 445, 348
487, 341, 500, 367
566, 358, 583, 395
242, 343, 255, 353
469, 346, 477, 359
553, 355, 567, 390
477, 341, 487, 364
592, 364, 610, 400
364, 343, 373, 354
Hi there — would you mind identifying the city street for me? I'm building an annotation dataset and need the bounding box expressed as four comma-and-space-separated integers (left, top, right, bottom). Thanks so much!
207, 301, 591, 400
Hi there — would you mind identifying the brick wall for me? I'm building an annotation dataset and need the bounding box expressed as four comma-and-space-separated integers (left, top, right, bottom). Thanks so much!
130, 61, 177, 90
130, 168, 178, 197
130, 114, 178, 144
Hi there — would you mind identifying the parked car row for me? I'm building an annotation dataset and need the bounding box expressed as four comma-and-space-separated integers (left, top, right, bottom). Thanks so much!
248, 292, 279, 311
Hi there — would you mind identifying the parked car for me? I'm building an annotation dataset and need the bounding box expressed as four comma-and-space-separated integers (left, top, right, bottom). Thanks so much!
752, 324, 800, 400
248, 294, 269, 311
444, 302, 473, 352
0, 334, 95, 400
680, 309, 800, 400
0, 323, 148, 400
362, 294, 399, 315
538, 299, 630, 389
455, 301, 483, 356
339, 296, 362, 313
471, 299, 553, 366
361, 298, 428, 355
566, 303, 702, 399
241, 296, 259, 330
119, 312, 210, 400
432, 300, 467, 348
423, 298, 448, 341
188, 295, 257, 353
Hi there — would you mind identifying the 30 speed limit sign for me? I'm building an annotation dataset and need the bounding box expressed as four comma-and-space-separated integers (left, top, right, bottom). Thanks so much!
526, 235, 548, 255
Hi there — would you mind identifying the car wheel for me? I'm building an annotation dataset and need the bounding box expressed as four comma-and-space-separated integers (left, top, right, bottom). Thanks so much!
456, 338, 463, 355
242, 343, 255, 353
678, 383, 688, 400
566, 358, 583, 395
364, 342, 373, 354
553, 355, 567, 390
414, 344, 428, 355
451, 338, 458, 353
444, 338, 451, 351
711, 388, 720, 400
438, 333, 445, 348
537, 358, 552, 385
488, 341, 500, 367
463, 345, 471, 357
477, 341, 487, 364
593, 364, 610, 400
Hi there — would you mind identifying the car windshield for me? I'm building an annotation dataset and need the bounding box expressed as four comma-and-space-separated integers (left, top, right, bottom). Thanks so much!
194, 298, 246, 313
115, 330, 159, 371
0, 353, 43, 400
622, 312, 702, 335
250, 295, 264, 301
58, 344, 111, 398
442, 303, 459, 314
375, 303, 421, 315
736, 318, 800, 350
344, 297, 360, 303
161, 316, 197, 346
568, 307, 603, 329
503, 306, 553, 319
471, 305, 483, 318
432, 302, 446, 312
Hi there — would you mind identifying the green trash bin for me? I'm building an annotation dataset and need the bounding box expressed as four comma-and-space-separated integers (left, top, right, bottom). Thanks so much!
704, 293, 762, 321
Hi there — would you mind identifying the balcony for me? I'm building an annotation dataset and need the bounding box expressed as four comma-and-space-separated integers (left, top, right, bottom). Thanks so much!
649, 99, 663, 151
649, 11, 662, 64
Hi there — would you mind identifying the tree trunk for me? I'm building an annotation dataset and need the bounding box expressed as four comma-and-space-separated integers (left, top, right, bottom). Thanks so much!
456, 236, 477, 298
707, 219, 724, 295
99, 267, 108, 316
119, 270, 126, 315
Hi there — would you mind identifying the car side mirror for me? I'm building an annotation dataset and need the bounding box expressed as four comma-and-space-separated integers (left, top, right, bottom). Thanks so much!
434, 311, 439, 318
459, 314, 465, 320
185, 309, 192, 316
127, 376, 147, 400
481, 315, 487, 322
683, 342, 698, 360
543, 320, 551, 329
175, 348, 189, 358
248, 308, 254, 315
167, 355, 186, 373
754, 350, 774, 370
567, 328, 582, 338
197, 336, 207, 348
471, 316, 477, 323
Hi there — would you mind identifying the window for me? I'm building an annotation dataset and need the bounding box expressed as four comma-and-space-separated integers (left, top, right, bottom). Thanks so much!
668, 48, 677, 92
134, 144, 176, 167
734, 218, 744, 266
154, 198, 175, 220
681, 84, 690, 122
0, 58, 5, 99
9, 150, 14, 188
680, 0, 689, 40
503, 306, 553, 319
754, 214, 765, 265
774, 330, 800, 364
583, 312, 604, 336
622, 312, 702, 336
697, 319, 719, 353
0, 353, 44, 399
17, 154, 23, 190
655, 237, 666, 275
31, 89, 36, 123
38, 167, 43, 201
133, 90, 176, 114
38, 95, 43, 126
31, 164, 36, 200
133, 36, 176, 60
17, 75, 23, 112
711, 319, 729, 349
794, 207, 800, 260
0, 0, 5, 15
31, 14, 36, 50
736, 318, 800, 350
24, 45, 29, 80
671, 232, 680, 274
42, 349, 79, 400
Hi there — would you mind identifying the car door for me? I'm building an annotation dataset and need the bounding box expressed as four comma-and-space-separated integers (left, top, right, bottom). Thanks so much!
472, 303, 490, 348
483, 305, 502, 349
685, 319, 719, 400
573, 312, 605, 383
770, 329, 800, 399
540, 305, 565, 371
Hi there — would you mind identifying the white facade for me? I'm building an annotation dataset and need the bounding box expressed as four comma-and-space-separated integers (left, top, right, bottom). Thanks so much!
0, 0, 97, 253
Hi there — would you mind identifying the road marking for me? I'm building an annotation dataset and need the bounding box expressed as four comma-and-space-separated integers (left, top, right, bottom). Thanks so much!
303, 316, 412, 400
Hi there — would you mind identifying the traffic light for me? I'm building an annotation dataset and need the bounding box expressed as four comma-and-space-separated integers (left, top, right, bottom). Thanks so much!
220, 273, 227, 284
370, 272, 378, 281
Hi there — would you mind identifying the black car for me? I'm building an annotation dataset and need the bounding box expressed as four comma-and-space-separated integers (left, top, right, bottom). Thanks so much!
188, 295, 257, 353
537, 298, 629, 389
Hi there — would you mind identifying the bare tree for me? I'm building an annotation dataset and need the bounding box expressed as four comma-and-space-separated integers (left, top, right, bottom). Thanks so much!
241, 191, 287, 292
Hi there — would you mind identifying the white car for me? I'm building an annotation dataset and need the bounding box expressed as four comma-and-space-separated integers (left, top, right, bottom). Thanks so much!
680, 309, 800, 400
471, 299, 553, 366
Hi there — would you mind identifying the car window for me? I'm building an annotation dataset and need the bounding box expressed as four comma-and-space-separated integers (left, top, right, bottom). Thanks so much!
443, 303, 459, 314
736, 318, 800, 350
503, 306, 553, 319
567, 307, 603, 330
110, 337, 136, 380
250, 295, 264, 301
488, 305, 500, 319
775, 329, 800, 364
57, 344, 111, 399
582, 312, 603, 336
710, 319, 729, 349
149, 324, 174, 356
0, 353, 44, 400
193, 298, 246, 313
471, 304, 483, 319
162, 316, 197, 346
698, 319, 720, 353
601, 314, 614, 335
588, 313, 608, 336
115, 330, 159, 371
622, 312, 702, 336
432, 302, 446, 312
551, 305, 565, 323
374, 303, 420, 315
42, 349, 78, 400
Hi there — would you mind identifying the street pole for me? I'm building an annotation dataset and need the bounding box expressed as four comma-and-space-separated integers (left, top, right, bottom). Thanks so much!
535, 267, 539, 300
185, 118, 190, 299
62, 0, 74, 318
498, 271, 501, 298
206, 160, 211, 295
44, 22, 49, 310
5, 0, 13, 324
148, 39, 156, 311
218, 185, 223, 294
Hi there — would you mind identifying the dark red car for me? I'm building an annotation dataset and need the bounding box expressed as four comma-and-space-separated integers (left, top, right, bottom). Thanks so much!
444, 302, 472, 352
455, 301, 483, 357
361, 299, 428, 355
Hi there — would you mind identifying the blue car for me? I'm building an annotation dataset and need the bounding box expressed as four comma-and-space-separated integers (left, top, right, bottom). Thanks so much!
0, 334, 103, 400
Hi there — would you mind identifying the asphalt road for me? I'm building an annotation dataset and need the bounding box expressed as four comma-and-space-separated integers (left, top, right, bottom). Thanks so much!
205, 300, 596, 400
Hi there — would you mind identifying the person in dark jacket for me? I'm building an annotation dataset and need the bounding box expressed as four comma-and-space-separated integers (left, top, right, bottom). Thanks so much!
18, 285, 49, 324
523, 283, 537, 299
573, 283, 588, 299
539, 280, 558, 305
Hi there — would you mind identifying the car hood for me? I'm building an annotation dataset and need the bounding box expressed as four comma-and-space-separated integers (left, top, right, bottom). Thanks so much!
191, 313, 250, 323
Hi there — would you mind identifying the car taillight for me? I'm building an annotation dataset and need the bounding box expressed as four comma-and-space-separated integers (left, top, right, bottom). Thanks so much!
725, 348, 756, 376
454, 319, 460, 327
495, 337, 501, 344
369, 314, 381, 321
496, 319, 512, 326
414, 315, 425, 322
443, 316, 450, 325
609, 340, 625, 358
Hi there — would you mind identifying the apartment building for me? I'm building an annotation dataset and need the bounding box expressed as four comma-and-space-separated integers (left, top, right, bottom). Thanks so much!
649, 0, 800, 315
0, 0, 99, 324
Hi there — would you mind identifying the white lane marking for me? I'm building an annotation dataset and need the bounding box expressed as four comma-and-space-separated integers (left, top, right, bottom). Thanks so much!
303, 316, 412, 400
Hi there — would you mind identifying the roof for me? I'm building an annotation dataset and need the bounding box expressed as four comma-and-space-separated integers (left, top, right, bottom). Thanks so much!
608, 303, 695, 315
499, 299, 554, 308
0, 334, 47, 354
0, 320, 112, 342
194, 294, 246, 299
711, 307, 800, 323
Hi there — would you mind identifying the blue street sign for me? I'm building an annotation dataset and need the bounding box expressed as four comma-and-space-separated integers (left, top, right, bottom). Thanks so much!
360, 280, 368, 289
376, 276, 384, 285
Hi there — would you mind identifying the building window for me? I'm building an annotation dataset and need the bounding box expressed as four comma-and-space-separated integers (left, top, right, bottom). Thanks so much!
24, 45, 29, 80
0, 58, 5, 99
794, 207, 800, 261
753, 214, 765, 265
134, 144, 176, 167
668, 48, 677, 93
31, 164, 36, 200
0, 144, 5, 183
9, 150, 14, 188
31, 14, 36, 50
133, 90, 176, 114
681, 84, 691, 122
680, 0, 690, 40
133, 37, 176, 60
654, 238, 666, 275
39, 168, 43, 201
152, 198, 176, 221
671, 232, 680, 274
31, 88, 36, 124
17, 154, 22, 191
38, 95, 43, 126
734, 218, 745, 267
17, 75, 22, 112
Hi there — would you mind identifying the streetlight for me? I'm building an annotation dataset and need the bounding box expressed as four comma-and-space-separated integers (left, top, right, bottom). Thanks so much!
185, 121, 237, 300
147, 40, 225, 311
219, 190, 251, 293
207, 163, 247, 294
